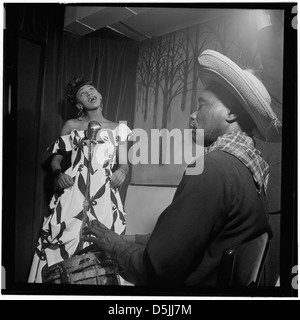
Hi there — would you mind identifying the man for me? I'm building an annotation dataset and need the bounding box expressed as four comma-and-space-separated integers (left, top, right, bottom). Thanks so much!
82, 50, 282, 286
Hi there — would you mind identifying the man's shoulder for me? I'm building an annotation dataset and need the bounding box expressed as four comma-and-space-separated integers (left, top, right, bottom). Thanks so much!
181, 151, 236, 192
186, 150, 244, 179
204, 150, 251, 178
189, 150, 237, 169
206, 149, 238, 164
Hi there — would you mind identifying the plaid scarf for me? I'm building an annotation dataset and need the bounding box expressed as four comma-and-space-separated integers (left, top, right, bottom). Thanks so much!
205, 132, 269, 194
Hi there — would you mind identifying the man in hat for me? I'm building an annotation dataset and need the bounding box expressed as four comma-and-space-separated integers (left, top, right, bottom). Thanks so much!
81, 50, 281, 286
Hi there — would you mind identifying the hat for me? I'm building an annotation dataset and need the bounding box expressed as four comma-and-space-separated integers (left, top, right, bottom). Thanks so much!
198, 49, 282, 142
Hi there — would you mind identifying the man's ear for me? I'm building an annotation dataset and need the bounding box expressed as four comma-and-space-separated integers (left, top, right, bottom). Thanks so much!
225, 110, 238, 124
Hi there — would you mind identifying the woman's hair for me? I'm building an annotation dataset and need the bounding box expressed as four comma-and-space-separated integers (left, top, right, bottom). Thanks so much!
64, 76, 94, 106
206, 81, 256, 134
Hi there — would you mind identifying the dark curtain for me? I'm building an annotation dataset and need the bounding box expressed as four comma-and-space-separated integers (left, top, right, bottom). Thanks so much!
4, 2, 66, 286
3, 3, 138, 284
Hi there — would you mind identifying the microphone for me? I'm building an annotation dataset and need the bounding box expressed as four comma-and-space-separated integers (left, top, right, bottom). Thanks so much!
86, 120, 101, 143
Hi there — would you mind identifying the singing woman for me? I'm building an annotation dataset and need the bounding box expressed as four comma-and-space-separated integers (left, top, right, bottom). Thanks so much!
28, 77, 131, 283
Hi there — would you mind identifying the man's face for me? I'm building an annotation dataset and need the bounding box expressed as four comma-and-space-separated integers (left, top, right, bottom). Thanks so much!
76, 85, 103, 110
189, 89, 230, 146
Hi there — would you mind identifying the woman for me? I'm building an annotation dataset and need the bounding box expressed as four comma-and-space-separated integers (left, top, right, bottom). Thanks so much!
28, 77, 131, 283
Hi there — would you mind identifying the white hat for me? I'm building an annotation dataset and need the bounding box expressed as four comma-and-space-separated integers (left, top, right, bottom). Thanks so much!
198, 49, 282, 142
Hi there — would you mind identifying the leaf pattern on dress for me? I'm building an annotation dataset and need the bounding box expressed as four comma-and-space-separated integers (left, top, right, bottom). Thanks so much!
89, 206, 98, 220
36, 222, 66, 255
34, 234, 48, 260
77, 172, 87, 198
120, 226, 126, 236
53, 192, 59, 205
72, 149, 82, 170
72, 132, 86, 169
74, 210, 84, 221
54, 221, 66, 242
119, 211, 126, 225
111, 190, 126, 225
93, 183, 106, 200
56, 201, 62, 224
59, 242, 69, 261
103, 160, 110, 168
46, 243, 62, 250
34, 247, 46, 261
40, 228, 50, 242
111, 210, 118, 232
110, 189, 119, 210
88, 181, 108, 220
60, 137, 69, 150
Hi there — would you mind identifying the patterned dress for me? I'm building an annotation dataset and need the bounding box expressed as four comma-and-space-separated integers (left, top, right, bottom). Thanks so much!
28, 123, 131, 283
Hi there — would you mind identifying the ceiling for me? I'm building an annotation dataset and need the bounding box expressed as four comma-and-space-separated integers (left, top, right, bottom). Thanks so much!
64, 6, 233, 41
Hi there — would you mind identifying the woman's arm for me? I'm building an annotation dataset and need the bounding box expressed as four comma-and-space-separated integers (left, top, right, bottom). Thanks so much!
50, 120, 75, 189
51, 154, 74, 189
51, 154, 64, 174
111, 140, 129, 188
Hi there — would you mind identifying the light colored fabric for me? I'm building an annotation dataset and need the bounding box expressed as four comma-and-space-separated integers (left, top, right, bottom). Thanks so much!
28, 125, 131, 283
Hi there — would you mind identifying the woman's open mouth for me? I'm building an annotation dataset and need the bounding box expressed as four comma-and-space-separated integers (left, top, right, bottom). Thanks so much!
88, 96, 97, 103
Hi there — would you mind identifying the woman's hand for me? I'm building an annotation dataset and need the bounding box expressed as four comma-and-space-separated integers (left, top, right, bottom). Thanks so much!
57, 173, 74, 189
111, 168, 126, 188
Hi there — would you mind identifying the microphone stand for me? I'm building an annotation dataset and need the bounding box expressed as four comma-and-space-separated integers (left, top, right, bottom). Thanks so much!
72, 120, 101, 256
75, 139, 95, 255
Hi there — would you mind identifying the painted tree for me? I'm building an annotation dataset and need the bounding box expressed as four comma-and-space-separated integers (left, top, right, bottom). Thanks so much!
176, 27, 194, 112
158, 31, 194, 130
135, 40, 155, 122
151, 37, 168, 129
138, 31, 193, 129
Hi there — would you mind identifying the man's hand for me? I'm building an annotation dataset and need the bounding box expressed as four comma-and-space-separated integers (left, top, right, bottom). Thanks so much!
81, 220, 126, 254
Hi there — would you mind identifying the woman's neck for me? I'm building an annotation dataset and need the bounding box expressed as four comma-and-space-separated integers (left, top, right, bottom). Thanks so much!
84, 108, 108, 123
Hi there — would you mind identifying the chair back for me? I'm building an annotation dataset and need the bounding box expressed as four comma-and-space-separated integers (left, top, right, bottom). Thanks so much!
217, 232, 270, 287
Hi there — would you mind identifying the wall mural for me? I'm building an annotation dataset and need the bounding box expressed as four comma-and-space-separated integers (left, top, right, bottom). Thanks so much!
131, 10, 283, 185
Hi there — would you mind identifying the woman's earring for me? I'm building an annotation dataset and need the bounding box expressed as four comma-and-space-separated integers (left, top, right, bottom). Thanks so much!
78, 108, 84, 121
